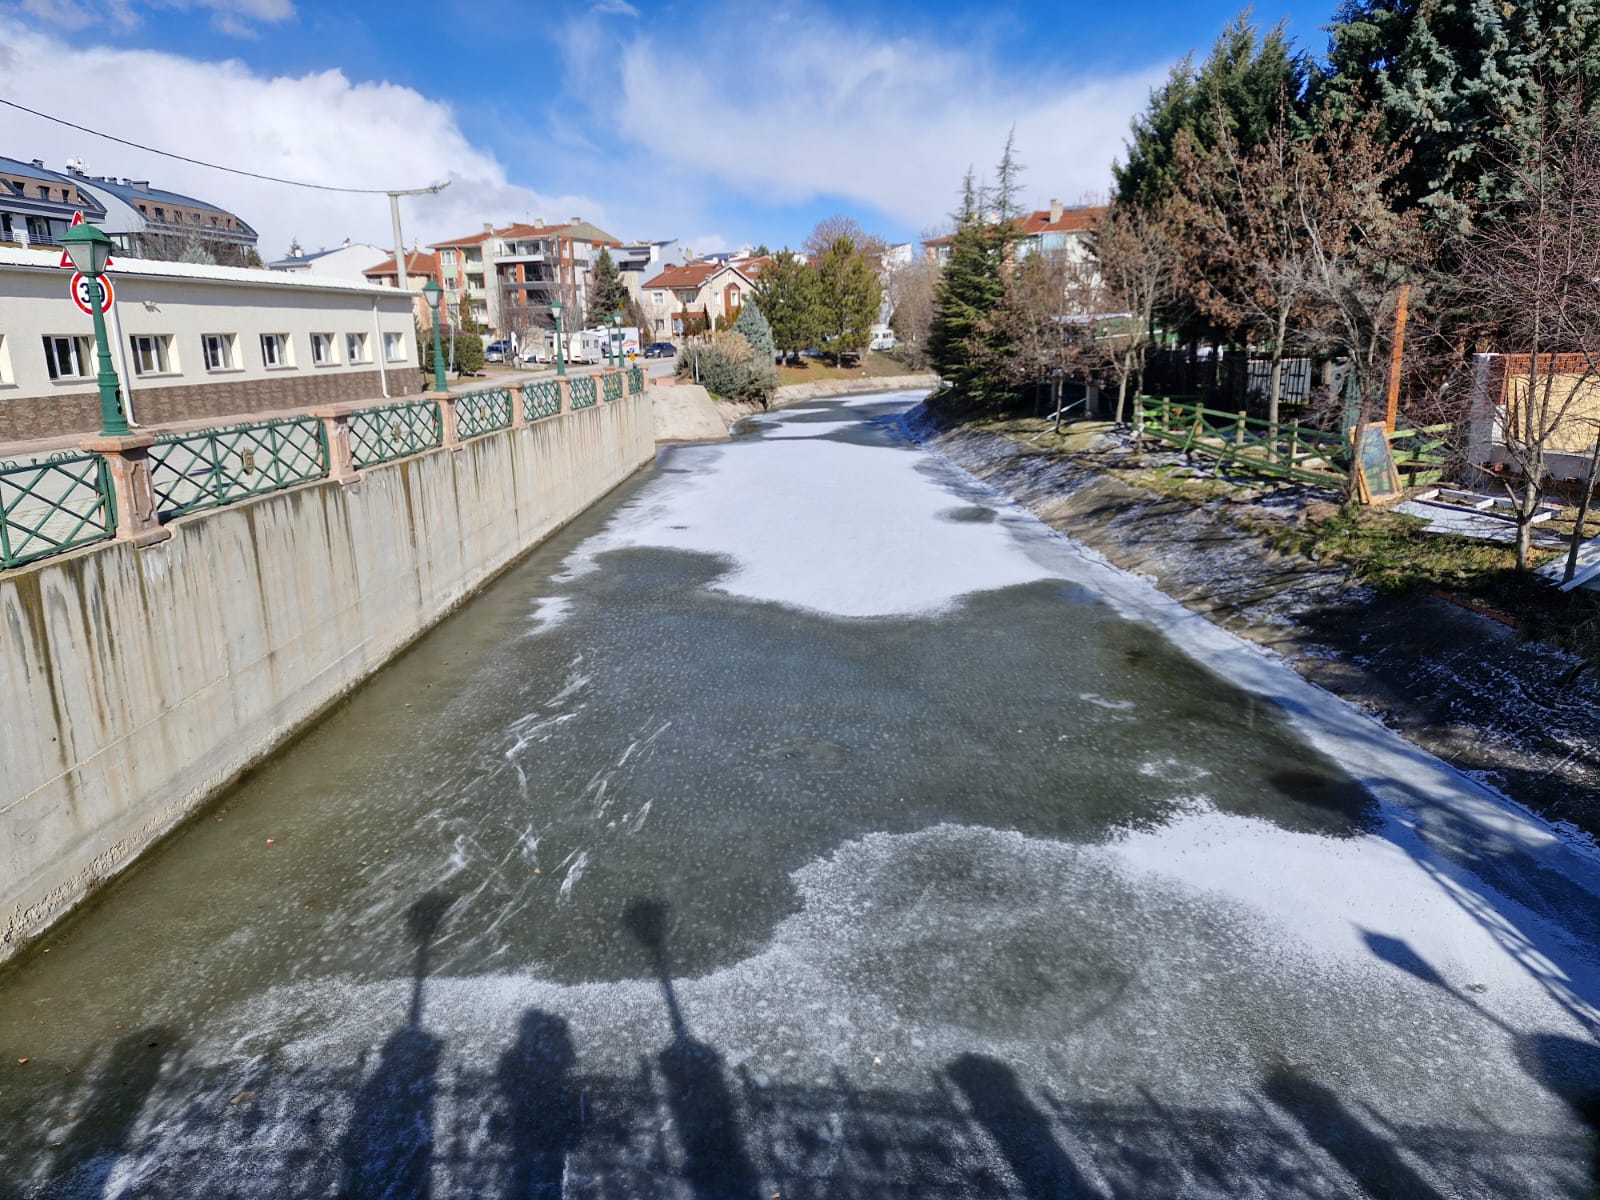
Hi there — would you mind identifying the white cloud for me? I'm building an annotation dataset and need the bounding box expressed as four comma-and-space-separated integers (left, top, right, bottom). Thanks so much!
18, 0, 294, 35
611, 9, 1163, 231
0, 31, 604, 260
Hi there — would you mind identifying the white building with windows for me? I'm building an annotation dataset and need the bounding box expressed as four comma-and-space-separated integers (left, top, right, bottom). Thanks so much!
0, 246, 420, 444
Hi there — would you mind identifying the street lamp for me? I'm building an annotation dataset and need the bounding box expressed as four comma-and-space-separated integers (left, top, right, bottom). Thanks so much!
422, 278, 446, 393
610, 311, 623, 367
60, 222, 129, 436
550, 298, 566, 378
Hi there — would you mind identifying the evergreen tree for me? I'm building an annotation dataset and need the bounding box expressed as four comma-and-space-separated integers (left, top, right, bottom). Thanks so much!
454, 305, 485, 375
927, 172, 1008, 405
752, 250, 824, 359
733, 300, 777, 363
1114, 15, 1307, 208
1322, 0, 1600, 228
586, 247, 630, 327
814, 236, 882, 361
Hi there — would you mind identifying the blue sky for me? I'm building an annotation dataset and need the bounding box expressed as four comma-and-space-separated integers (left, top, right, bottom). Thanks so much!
0, 0, 1335, 259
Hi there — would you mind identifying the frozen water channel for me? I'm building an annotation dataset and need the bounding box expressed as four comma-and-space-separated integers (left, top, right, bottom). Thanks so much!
2, 391, 1599, 1198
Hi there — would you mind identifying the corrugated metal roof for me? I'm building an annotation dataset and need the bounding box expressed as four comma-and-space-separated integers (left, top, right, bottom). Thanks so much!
0, 245, 406, 297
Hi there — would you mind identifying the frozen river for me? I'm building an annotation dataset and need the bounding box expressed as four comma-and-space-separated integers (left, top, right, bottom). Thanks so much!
2, 391, 1598, 1198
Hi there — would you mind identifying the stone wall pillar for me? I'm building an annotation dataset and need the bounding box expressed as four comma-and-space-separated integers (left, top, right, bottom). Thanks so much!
436, 392, 462, 451
78, 433, 172, 548
511, 382, 529, 429
310, 405, 359, 484
557, 378, 572, 415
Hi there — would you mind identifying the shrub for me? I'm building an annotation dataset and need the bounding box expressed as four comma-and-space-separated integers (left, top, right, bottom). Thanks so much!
676, 330, 777, 408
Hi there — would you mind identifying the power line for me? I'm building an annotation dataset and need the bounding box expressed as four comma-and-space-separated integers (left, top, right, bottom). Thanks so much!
0, 96, 445, 196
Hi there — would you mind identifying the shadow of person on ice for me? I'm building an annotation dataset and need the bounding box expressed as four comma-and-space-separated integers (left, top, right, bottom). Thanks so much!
336, 891, 454, 1200
624, 897, 761, 1200
493, 1010, 581, 1198
43, 1026, 174, 1199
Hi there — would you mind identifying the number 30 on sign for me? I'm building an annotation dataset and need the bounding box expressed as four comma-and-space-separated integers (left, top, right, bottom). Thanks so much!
70, 272, 114, 315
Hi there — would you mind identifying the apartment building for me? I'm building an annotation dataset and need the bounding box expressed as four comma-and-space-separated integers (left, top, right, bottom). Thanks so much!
924, 200, 1103, 268
0, 156, 107, 249
362, 247, 445, 325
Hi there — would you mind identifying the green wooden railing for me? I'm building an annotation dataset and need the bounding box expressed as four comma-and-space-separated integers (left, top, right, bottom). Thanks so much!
149, 416, 328, 521
1387, 422, 1453, 486
1138, 396, 1349, 487
349, 399, 443, 468
523, 380, 562, 421
454, 388, 514, 440
602, 371, 624, 403
0, 453, 116, 570
569, 376, 598, 410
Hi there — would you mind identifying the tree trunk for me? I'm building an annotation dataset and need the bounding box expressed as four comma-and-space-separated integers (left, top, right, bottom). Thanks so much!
1116, 368, 1129, 426
1267, 303, 1289, 427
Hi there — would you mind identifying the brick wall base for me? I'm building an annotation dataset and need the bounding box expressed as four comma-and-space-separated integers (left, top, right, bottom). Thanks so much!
0, 367, 424, 443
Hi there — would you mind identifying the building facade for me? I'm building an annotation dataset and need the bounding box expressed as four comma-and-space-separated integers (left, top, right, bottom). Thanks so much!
640, 262, 757, 340
924, 201, 1104, 269
362, 247, 445, 326
0, 157, 107, 250
0, 247, 419, 443
268, 241, 391, 283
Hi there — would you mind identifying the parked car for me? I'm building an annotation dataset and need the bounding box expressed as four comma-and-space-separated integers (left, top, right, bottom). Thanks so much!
643, 342, 677, 358
484, 339, 514, 364
516, 347, 547, 365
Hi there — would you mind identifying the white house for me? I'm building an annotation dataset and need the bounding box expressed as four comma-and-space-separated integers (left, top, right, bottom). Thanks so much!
0, 247, 419, 444
267, 241, 392, 283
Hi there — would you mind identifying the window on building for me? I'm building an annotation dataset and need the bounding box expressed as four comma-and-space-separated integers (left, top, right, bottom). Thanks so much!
383, 331, 407, 362
652, 290, 665, 304
26, 216, 49, 243
202, 333, 237, 371
153, 207, 165, 222
43, 336, 92, 381
442, 249, 457, 265
311, 333, 337, 365
261, 333, 291, 368
130, 334, 175, 376
0, 214, 11, 239
36, 185, 49, 199
444, 278, 459, 291
0, 334, 11, 385
345, 332, 370, 363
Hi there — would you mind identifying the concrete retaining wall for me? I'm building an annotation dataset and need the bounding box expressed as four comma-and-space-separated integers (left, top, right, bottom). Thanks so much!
0, 393, 656, 961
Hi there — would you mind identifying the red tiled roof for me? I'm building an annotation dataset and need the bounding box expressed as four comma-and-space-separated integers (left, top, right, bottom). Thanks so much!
1020, 205, 1105, 235
643, 261, 722, 290
428, 229, 497, 249
364, 249, 438, 277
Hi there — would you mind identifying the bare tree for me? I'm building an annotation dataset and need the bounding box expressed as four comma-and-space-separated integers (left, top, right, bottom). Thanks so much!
885, 257, 937, 368
1092, 203, 1180, 422
1169, 96, 1326, 423
801, 216, 888, 274
1453, 85, 1600, 569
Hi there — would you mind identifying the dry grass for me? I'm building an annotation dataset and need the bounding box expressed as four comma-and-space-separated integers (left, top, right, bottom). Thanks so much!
776, 351, 912, 386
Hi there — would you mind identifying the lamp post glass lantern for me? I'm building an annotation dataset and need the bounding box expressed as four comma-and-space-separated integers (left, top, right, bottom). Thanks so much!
550, 299, 566, 377
61, 223, 129, 436
422, 279, 446, 393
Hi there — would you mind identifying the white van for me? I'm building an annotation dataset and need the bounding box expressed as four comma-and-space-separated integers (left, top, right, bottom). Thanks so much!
868, 325, 898, 352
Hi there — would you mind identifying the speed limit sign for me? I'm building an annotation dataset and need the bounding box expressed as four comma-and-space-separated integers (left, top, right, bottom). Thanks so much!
70, 272, 115, 316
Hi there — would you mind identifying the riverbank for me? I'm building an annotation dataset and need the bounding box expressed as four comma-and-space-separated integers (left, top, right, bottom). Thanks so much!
914, 410, 1600, 843
652, 372, 941, 442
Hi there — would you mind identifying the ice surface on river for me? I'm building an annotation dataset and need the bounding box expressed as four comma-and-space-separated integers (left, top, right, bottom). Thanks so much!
563, 391, 1060, 617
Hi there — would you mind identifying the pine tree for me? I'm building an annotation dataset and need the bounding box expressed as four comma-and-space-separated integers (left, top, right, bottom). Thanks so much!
927, 172, 1007, 407
752, 250, 823, 360
1322, 0, 1600, 229
1114, 15, 1307, 208
814, 236, 882, 361
586, 247, 629, 327
733, 300, 777, 364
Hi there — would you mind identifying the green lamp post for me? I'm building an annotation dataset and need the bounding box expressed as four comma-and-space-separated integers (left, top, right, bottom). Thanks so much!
610, 311, 623, 367
422, 278, 446, 393
60, 223, 130, 436
550, 298, 566, 377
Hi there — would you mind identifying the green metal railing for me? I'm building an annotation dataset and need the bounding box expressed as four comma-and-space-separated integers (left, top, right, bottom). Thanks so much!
602, 371, 624, 403
149, 416, 328, 520
454, 388, 514, 440
522, 380, 562, 421
569, 376, 598, 410
349, 399, 442, 468
0, 453, 115, 570
627, 366, 644, 395
1138, 396, 1349, 487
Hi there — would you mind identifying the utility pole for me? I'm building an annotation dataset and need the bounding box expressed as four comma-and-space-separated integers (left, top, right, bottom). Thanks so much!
389, 182, 450, 292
